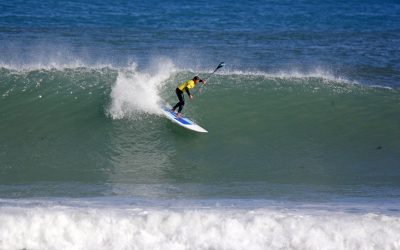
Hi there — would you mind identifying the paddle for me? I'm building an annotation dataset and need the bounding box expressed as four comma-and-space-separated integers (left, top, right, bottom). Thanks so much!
196, 62, 225, 94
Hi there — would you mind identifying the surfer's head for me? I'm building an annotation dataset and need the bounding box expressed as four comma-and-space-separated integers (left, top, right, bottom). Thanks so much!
193, 76, 202, 84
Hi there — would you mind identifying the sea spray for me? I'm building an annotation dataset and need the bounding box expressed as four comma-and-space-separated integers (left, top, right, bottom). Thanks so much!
107, 60, 176, 119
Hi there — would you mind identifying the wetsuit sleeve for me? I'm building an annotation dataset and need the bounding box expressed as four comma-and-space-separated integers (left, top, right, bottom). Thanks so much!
184, 87, 191, 96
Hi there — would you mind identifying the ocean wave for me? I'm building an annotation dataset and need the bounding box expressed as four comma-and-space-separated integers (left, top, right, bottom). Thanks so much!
2, 58, 393, 91
0, 60, 359, 86
0, 199, 399, 250
0, 61, 118, 71
0, 61, 399, 198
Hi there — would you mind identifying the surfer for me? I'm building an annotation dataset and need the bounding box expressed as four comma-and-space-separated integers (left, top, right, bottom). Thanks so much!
172, 76, 205, 117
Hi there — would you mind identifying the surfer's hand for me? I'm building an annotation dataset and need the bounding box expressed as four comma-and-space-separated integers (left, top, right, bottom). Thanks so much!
189, 95, 193, 100
202, 80, 206, 84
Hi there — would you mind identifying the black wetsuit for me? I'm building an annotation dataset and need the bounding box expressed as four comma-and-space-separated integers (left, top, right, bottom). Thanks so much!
172, 87, 191, 113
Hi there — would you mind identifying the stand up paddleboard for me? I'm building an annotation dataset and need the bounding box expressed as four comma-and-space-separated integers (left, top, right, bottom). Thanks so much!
160, 62, 224, 133
161, 105, 208, 133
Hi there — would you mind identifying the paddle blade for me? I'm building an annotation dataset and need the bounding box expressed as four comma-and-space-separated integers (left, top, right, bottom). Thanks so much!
216, 62, 225, 70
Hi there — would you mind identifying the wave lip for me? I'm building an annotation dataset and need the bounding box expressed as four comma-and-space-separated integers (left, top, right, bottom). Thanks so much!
219, 68, 359, 85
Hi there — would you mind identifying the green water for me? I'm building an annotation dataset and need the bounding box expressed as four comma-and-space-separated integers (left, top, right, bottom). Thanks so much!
0, 67, 399, 198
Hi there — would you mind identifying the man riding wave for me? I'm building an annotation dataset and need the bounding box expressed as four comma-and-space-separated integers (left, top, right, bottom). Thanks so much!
171, 76, 205, 117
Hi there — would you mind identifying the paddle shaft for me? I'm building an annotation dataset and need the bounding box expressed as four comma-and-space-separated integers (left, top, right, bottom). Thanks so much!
194, 62, 224, 94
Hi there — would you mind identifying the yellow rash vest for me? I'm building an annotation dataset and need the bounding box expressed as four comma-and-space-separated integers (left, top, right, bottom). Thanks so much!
178, 80, 196, 93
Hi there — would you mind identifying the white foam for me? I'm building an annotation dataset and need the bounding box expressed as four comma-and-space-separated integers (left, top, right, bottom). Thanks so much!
0, 52, 352, 86
0, 41, 119, 71
219, 68, 359, 85
107, 59, 176, 119
0, 61, 116, 71
0, 56, 380, 89
0, 202, 399, 250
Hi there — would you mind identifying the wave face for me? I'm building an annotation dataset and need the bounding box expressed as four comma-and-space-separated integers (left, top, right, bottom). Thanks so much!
0, 65, 399, 199
0, 199, 400, 250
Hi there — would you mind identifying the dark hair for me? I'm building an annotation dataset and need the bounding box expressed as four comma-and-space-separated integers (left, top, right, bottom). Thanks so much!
193, 76, 201, 81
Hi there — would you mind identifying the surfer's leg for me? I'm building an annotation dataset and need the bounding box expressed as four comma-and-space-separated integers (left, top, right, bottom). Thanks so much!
173, 97, 184, 112
177, 93, 185, 112
173, 88, 185, 113
172, 102, 179, 111
173, 88, 185, 112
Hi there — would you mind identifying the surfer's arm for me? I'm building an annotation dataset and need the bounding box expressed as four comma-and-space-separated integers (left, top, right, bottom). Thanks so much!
184, 87, 191, 97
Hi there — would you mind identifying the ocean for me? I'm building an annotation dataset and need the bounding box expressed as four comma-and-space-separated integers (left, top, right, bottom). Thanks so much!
0, 0, 400, 249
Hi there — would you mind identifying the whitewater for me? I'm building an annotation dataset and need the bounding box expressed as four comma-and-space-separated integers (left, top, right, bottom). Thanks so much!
0, 198, 399, 250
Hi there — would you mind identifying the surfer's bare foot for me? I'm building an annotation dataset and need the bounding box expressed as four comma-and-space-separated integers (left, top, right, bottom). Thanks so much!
171, 109, 176, 113
177, 113, 182, 118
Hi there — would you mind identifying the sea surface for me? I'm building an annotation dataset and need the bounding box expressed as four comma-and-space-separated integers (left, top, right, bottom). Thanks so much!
0, 0, 400, 249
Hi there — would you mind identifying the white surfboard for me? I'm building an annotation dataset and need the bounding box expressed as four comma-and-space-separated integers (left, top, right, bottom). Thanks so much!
161, 105, 208, 133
